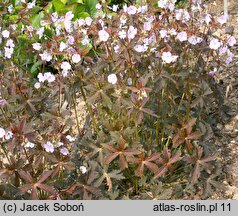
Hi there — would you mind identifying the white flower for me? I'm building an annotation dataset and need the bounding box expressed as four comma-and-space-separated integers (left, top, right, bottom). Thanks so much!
66, 135, 75, 142
44, 72, 55, 83
85, 17, 93, 26
67, 36, 75, 45
25, 142, 35, 148
114, 45, 120, 53
72, 54, 81, 63
81, 38, 90, 45
2, 30, 10, 38
118, 30, 127, 39
127, 6, 137, 15
27, 0, 36, 9
112, 5, 118, 12
98, 29, 109, 42
204, 14, 212, 25
134, 44, 147, 53
65, 11, 74, 21
227, 36, 236, 47
219, 46, 228, 55
209, 38, 221, 50
159, 29, 168, 38
143, 22, 152, 31
120, 16, 127, 25
37, 73, 45, 82
96, 3, 102, 10
39, 51, 52, 62
217, 14, 228, 25
32, 43, 41, 51
59, 42, 67, 52
36, 27, 44, 39
175, 9, 190, 23
8, 5, 14, 13
177, 31, 187, 42
127, 26, 137, 40
61, 61, 71, 77
0, 128, 6, 138
43, 141, 54, 153
108, 74, 117, 84
80, 166, 87, 174
34, 82, 41, 89
60, 147, 69, 156
57, 142, 64, 147
6, 39, 15, 48
5, 131, 13, 140
188, 36, 203, 45
162, 51, 178, 63
169, 28, 177, 36
4, 47, 14, 58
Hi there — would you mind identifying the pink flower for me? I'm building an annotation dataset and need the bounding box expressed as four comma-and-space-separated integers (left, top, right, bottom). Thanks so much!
72, 54, 81, 63
204, 14, 212, 25
188, 36, 203, 45
37, 73, 45, 82
127, 26, 137, 40
217, 14, 228, 25
4, 47, 14, 58
34, 82, 41, 89
85, 17, 93, 26
219, 46, 228, 55
61, 61, 71, 75
44, 72, 55, 83
134, 44, 147, 53
208, 68, 217, 76
227, 36, 236, 47
6, 39, 14, 48
127, 6, 137, 15
39, 51, 52, 62
175, 9, 190, 23
32, 43, 41, 51
44, 141, 54, 153
226, 51, 234, 64
114, 45, 120, 53
98, 29, 109, 42
96, 3, 101, 10
2, 30, 10, 38
118, 30, 127, 39
60, 147, 69, 156
159, 29, 168, 38
209, 38, 221, 50
143, 22, 152, 31
177, 31, 187, 42
59, 42, 67, 52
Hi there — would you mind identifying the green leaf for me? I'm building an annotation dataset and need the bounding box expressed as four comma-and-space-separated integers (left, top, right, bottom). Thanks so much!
30, 12, 44, 28
52, 0, 65, 12
30, 61, 41, 75
70, 0, 84, 3
84, 0, 97, 17
77, 12, 90, 19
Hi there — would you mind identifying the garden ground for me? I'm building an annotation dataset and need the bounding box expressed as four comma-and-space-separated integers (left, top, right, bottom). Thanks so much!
207, 0, 238, 199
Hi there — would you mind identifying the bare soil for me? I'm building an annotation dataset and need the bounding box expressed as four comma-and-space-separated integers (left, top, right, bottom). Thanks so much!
206, 0, 238, 199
